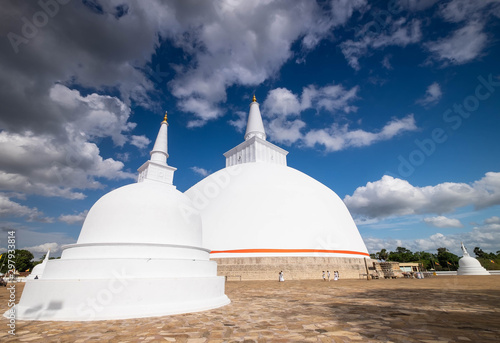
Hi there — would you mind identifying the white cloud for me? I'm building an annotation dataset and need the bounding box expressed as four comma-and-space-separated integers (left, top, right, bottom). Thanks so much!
116, 152, 130, 162
263, 84, 359, 119
304, 114, 417, 152
397, 0, 439, 11
167, 1, 367, 126
340, 18, 422, 70
0, 130, 134, 200
130, 135, 151, 150
58, 210, 89, 225
471, 172, 500, 209
190, 166, 209, 177
49, 84, 136, 147
345, 172, 500, 220
0, 3, 154, 213
425, 21, 488, 66
363, 237, 404, 254
439, 0, 500, 23
0, 194, 52, 223
416, 82, 442, 106
23, 242, 61, 254
0, 84, 139, 200
423, 216, 463, 228
328, 0, 369, 27
0, 0, 370, 180
260, 86, 415, 151
364, 216, 500, 255
263, 88, 302, 118
267, 118, 306, 146
178, 98, 222, 128
228, 111, 248, 133
382, 55, 393, 70
484, 216, 500, 225
0, 225, 76, 258
415, 219, 500, 255
0, 2, 170, 137
0, 2, 173, 207
302, 84, 359, 114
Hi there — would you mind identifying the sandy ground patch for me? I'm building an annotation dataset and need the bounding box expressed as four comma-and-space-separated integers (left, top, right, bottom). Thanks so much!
0, 275, 499, 342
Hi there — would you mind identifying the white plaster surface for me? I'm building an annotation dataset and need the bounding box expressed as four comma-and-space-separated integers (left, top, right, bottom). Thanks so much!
224, 136, 288, 167
151, 120, 169, 163
244, 100, 266, 141
457, 256, 490, 275
15, 277, 229, 321
76, 181, 201, 247
185, 162, 369, 258
10, 119, 229, 321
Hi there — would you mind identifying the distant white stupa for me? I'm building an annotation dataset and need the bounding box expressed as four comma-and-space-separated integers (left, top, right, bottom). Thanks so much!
185, 96, 370, 280
11, 113, 229, 321
457, 242, 490, 276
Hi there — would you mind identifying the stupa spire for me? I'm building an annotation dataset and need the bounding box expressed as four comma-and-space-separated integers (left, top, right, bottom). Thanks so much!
44, 249, 51, 262
137, 111, 177, 185
150, 111, 169, 164
461, 242, 470, 257
224, 95, 288, 167
244, 95, 266, 141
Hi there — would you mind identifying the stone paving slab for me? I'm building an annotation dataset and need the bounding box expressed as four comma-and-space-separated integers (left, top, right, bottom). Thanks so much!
0, 276, 499, 342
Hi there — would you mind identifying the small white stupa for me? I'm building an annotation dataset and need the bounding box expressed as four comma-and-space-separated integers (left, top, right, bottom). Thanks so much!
185, 96, 370, 280
457, 242, 490, 275
26, 249, 50, 280
11, 113, 229, 321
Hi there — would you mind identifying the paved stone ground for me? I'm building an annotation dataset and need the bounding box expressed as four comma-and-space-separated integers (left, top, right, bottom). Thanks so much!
0, 276, 499, 342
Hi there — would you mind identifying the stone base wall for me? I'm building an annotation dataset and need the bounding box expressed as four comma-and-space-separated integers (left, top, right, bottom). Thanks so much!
211, 256, 376, 280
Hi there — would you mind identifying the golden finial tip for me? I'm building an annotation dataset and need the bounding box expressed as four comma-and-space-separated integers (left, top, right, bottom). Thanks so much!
252, 95, 257, 102
162, 111, 168, 123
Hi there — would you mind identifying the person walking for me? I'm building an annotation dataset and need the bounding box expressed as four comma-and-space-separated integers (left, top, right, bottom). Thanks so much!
327, 270, 331, 281
322, 271, 326, 281
279, 271, 285, 282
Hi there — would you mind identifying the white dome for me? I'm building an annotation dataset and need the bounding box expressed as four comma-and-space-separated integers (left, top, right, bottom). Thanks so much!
13, 118, 229, 321
77, 181, 201, 247
457, 256, 490, 275
185, 163, 369, 258
459, 256, 482, 268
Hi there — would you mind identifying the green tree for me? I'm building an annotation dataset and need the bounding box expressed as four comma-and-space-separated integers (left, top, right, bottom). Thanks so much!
375, 249, 389, 261
474, 247, 485, 258
388, 247, 416, 262
413, 251, 435, 270
0, 249, 35, 273
471, 247, 500, 270
436, 247, 459, 271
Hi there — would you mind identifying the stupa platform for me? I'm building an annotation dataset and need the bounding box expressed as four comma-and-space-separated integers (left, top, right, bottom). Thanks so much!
212, 256, 372, 280
2, 275, 499, 342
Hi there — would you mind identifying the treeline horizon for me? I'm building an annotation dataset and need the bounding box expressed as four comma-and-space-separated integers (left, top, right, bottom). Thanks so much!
369, 246, 500, 271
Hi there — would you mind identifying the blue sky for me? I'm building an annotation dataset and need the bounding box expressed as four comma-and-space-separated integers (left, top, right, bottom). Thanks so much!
1, 0, 499, 258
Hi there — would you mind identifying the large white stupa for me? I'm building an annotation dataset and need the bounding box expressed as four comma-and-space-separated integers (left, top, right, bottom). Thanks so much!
12, 114, 229, 321
457, 242, 490, 276
185, 96, 370, 280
